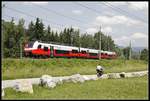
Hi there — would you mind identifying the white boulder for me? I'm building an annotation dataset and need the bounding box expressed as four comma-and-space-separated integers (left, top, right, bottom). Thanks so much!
40, 75, 56, 88
69, 74, 85, 83
125, 73, 133, 78
2, 89, 4, 97
82, 76, 90, 81
13, 80, 33, 94
99, 74, 109, 79
107, 73, 121, 79
52, 78, 63, 85
40, 75, 53, 86
47, 82, 56, 88
131, 72, 147, 77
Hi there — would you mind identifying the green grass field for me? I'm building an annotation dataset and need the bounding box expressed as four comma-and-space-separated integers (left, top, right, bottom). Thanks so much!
3, 76, 148, 100
2, 58, 148, 80
2, 58, 148, 99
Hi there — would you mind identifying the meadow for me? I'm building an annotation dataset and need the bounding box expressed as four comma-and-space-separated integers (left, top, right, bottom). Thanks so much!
2, 58, 148, 80
2, 58, 148, 99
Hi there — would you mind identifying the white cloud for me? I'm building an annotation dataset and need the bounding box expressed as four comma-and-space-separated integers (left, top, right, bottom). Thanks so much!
95, 15, 142, 26
131, 33, 147, 39
114, 32, 148, 47
127, 2, 148, 11
72, 26, 79, 30
23, 2, 49, 5
85, 26, 112, 35
114, 36, 133, 47
107, 2, 148, 11
114, 36, 130, 42
101, 26, 112, 33
72, 10, 82, 15
86, 28, 98, 34
108, 2, 127, 6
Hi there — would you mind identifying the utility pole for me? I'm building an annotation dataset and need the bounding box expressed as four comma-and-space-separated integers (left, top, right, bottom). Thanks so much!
129, 40, 132, 60
79, 32, 81, 52
99, 26, 101, 60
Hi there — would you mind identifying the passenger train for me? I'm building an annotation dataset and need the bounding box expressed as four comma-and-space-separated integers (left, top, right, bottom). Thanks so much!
24, 41, 117, 59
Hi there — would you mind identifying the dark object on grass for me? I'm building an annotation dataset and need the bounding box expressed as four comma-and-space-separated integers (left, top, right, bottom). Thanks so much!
119, 72, 126, 78
96, 66, 104, 77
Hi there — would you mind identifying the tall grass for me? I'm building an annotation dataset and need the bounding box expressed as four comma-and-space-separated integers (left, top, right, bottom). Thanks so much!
2, 58, 148, 80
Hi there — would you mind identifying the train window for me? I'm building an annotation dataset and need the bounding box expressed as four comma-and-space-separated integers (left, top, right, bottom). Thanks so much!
38, 44, 41, 49
87, 50, 89, 53
105, 53, 107, 55
89, 53, 98, 56
55, 50, 69, 54
72, 50, 78, 53
28, 42, 34, 48
81, 51, 86, 54
44, 47, 48, 51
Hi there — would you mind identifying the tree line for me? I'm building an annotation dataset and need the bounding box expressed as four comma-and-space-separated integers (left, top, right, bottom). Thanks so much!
2, 17, 148, 61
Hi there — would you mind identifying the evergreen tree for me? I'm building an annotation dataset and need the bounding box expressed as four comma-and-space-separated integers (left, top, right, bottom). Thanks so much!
123, 47, 130, 60
34, 18, 44, 41
46, 25, 51, 42
27, 21, 35, 41
140, 49, 148, 61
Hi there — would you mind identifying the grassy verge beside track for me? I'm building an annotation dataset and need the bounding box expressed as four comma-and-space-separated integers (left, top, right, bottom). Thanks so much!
2, 58, 148, 80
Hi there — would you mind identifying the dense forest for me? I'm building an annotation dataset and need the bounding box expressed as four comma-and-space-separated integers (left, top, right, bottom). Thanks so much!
1, 18, 148, 61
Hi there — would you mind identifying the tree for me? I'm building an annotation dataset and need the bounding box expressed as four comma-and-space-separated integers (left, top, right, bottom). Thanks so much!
59, 31, 63, 44
132, 51, 140, 60
123, 47, 130, 60
51, 31, 55, 42
55, 31, 59, 42
27, 21, 35, 41
140, 49, 148, 61
2, 18, 123, 58
16, 18, 25, 57
46, 25, 51, 42
73, 29, 80, 47
34, 18, 44, 41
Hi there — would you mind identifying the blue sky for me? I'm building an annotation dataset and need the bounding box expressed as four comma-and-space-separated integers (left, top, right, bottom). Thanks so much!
2, 1, 148, 47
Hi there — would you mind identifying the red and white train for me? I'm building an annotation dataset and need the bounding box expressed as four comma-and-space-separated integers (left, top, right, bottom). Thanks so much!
24, 41, 117, 59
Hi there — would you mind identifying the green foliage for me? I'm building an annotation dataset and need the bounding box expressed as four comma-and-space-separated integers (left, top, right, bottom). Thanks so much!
2, 18, 121, 58
2, 58, 147, 80
140, 49, 148, 61
123, 47, 130, 60
2, 18, 25, 58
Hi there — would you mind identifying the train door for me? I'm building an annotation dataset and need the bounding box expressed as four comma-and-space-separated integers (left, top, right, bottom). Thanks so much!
50, 46, 54, 58
87, 50, 89, 58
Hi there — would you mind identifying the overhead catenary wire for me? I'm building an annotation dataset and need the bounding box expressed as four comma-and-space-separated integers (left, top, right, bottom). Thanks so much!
32, 4, 87, 26
74, 2, 112, 17
102, 2, 147, 24
5, 6, 66, 28
3, 14, 65, 31
75, 2, 147, 25
4, 6, 86, 33
31, 4, 91, 32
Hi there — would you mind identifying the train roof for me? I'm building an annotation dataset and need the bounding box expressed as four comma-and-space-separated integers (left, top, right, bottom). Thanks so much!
37, 41, 79, 51
33, 41, 115, 54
